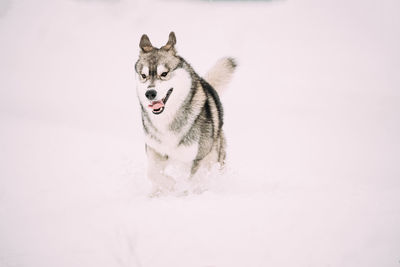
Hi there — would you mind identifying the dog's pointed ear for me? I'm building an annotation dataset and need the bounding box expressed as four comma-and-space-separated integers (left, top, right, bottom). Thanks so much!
139, 34, 154, 53
161, 32, 176, 51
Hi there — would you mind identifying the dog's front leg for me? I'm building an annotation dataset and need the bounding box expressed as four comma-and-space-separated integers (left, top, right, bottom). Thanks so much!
146, 146, 175, 196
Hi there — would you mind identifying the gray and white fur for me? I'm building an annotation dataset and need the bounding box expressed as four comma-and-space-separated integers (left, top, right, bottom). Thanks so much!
134, 32, 236, 195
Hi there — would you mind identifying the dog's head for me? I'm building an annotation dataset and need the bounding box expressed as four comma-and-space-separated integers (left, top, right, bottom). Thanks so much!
135, 32, 192, 116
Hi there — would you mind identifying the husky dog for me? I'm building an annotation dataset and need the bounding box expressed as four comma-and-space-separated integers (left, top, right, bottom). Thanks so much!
134, 32, 236, 195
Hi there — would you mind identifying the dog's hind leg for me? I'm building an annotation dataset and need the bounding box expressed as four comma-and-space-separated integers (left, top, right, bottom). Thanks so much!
189, 146, 221, 194
217, 131, 227, 169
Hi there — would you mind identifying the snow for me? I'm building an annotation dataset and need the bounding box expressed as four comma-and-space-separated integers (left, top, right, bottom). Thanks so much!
1, 0, 400, 266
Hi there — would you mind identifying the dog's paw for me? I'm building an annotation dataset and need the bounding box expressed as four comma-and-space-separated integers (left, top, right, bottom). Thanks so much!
147, 187, 163, 198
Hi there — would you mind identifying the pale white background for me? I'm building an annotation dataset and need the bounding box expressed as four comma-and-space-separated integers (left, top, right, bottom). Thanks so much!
0, 0, 399, 266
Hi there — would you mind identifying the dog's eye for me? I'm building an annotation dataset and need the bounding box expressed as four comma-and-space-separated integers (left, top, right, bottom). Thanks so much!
161, 72, 168, 77
141, 74, 147, 79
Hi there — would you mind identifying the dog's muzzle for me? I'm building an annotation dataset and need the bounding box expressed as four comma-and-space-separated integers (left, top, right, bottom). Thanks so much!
147, 88, 173, 115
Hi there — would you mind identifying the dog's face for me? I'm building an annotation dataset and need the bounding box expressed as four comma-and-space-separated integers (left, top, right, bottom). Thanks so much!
135, 32, 192, 116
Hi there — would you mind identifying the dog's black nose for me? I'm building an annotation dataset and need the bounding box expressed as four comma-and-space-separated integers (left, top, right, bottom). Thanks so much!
145, 89, 157, 100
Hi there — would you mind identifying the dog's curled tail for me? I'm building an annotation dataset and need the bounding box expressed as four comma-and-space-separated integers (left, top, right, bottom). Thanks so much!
204, 57, 237, 93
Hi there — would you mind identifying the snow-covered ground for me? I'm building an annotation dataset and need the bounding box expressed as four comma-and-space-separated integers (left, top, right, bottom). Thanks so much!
1, 0, 400, 266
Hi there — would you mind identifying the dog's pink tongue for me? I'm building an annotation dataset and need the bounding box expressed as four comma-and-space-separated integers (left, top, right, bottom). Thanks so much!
148, 101, 164, 110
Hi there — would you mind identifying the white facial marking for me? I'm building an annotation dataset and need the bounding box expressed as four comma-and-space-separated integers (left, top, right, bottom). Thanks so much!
142, 66, 149, 76
157, 65, 168, 76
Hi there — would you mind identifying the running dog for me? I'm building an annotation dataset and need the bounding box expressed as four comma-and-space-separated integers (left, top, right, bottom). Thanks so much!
134, 32, 236, 195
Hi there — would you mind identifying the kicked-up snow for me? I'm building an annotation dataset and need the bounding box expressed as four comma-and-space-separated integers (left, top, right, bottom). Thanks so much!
0, 0, 399, 266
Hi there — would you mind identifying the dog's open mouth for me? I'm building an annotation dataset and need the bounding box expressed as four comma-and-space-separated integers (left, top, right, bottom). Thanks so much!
148, 88, 173, 115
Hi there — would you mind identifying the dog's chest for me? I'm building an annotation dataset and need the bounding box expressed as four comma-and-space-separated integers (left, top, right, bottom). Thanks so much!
145, 130, 198, 162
